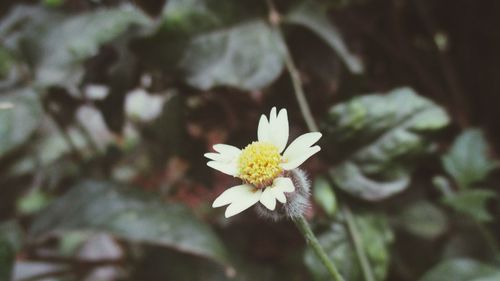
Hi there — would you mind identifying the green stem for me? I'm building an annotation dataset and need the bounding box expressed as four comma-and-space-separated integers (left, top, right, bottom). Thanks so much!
342, 205, 376, 281
294, 215, 345, 281
280, 25, 377, 281
265, 1, 376, 280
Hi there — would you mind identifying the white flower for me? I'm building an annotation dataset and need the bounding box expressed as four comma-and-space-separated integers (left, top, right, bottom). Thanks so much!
205, 107, 322, 218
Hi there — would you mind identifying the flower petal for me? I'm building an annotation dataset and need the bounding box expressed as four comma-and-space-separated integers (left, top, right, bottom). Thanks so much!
271, 177, 295, 203
213, 144, 241, 158
260, 107, 289, 152
207, 161, 238, 176
205, 144, 241, 175
270, 107, 277, 123
282, 132, 322, 170
204, 152, 226, 162
257, 114, 270, 142
224, 188, 262, 218
259, 187, 277, 210
213, 184, 255, 207
282, 146, 321, 170
273, 190, 286, 203
273, 177, 295, 193
272, 108, 289, 153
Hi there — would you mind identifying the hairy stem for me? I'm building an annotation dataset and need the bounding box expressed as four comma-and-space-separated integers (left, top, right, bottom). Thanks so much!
294, 215, 345, 281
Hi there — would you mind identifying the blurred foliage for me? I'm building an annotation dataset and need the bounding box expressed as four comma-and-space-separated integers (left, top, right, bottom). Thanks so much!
0, 0, 499, 280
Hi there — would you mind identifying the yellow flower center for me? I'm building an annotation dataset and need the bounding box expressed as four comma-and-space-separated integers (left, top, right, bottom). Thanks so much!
238, 141, 283, 188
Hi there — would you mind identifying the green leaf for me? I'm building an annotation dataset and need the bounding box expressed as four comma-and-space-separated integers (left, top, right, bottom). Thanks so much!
305, 214, 393, 281
443, 189, 496, 222
17, 189, 52, 215
3, 5, 150, 89
396, 200, 448, 239
179, 20, 286, 91
442, 129, 497, 189
419, 258, 500, 281
0, 88, 42, 159
0, 221, 22, 281
323, 87, 449, 200
29, 180, 228, 265
313, 177, 337, 217
285, 1, 363, 74
135, 0, 279, 91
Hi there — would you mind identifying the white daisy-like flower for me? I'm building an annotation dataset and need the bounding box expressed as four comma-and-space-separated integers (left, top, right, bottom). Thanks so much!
205, 107, 322, 218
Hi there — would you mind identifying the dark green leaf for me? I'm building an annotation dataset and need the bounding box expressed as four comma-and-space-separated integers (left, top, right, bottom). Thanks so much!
442, 129, 497, 189
0, 88, 42, 159
29, 180, 228, 264
443, 189, 496, 222
305, 214, 393, 281
285, 1, 363, 74
3, 5, 150, 89
396, 200, 448, 239
313, 177, 337, 217
419, 258, 500, 281
0, 221, 23, 281
324, 87, 449, 200
135, 0, 280, 91
180, 20, 285, 91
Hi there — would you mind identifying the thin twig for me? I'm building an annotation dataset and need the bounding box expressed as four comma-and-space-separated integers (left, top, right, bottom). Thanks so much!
342, 205, 376, 281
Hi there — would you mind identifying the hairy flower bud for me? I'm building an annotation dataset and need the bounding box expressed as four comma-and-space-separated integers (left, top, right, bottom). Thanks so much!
254, 168, 311, 221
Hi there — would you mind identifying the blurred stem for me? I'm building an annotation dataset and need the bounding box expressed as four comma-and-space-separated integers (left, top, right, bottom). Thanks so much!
43, 106, 85, 164
342, 205, 376, 281
265, 0, 318, 132
281, 39, 319, 132
294, 215, 345, 281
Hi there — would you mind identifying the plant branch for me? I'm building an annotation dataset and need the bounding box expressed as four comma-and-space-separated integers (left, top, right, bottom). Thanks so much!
294, 215, 345, 281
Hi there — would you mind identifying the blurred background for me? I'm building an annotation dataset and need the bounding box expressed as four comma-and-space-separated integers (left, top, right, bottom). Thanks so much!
1, 0, 499, 280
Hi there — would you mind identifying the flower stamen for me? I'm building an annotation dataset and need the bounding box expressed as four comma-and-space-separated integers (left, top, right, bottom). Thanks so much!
238, 141, 282, 188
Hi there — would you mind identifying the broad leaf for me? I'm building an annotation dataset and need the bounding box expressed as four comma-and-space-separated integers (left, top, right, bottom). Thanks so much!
442, 129, 497, 189
443, 189, 496, 222
29, 180, 228, 264
0, 88, 42, 159
323, 87, 449, 200
286, 1, 363, 74
135, 0, 282, 91
396, 200, 448, 239
305, 214, 393, 281
180, 20, 285, 91
419, 258, 500, 281
2, 5, 150, 89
